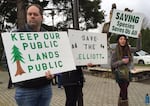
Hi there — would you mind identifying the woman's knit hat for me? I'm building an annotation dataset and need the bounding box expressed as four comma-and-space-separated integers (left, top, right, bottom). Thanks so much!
116, 34, 128, 41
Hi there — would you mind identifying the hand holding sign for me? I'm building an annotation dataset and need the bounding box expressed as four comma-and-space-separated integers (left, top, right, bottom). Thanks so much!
45, 70, 54, 80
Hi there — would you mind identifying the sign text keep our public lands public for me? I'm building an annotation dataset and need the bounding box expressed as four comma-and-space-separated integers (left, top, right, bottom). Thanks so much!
2, 32, 76, 82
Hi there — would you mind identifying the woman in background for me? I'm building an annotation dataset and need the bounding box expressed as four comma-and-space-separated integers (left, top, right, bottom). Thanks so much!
111, 34, 141, 106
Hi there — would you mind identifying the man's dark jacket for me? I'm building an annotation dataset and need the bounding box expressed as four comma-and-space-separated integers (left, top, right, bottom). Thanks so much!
62, 66, 84, 87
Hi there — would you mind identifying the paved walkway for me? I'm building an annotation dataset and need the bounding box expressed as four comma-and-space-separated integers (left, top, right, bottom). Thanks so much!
0, 71, 150, 106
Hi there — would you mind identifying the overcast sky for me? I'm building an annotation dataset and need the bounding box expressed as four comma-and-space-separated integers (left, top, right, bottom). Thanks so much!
101, 0, 150, 22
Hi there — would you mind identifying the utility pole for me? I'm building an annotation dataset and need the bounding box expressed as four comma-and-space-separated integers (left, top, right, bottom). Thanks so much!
44, 8, 56, 31
50, 10, 56, 31
72, 0, 79, 29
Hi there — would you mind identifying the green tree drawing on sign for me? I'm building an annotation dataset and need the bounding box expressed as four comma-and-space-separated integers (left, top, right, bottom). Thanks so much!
11, 45, 25, 76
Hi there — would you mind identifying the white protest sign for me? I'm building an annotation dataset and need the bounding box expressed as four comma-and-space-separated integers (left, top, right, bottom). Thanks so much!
68, 29, 108, 66
109, 9, 144, 38
2, 32, 76, 83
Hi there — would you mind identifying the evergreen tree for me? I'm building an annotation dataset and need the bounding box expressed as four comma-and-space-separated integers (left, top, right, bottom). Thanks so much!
11, 45, 25, 76
141, 28, 150, 53
53, 0, 105, 30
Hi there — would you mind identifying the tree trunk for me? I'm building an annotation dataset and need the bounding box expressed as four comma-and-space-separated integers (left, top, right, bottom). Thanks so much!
17, 0, 26, 30
15, 60, 25, 76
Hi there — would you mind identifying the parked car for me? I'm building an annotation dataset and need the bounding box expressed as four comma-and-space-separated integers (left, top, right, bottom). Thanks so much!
133, 50, 150, 64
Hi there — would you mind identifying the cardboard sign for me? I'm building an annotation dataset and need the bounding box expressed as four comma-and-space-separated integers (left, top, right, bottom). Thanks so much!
2, 32, 76, 82
109, 9, 144, 38
68, 29, 108, 66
